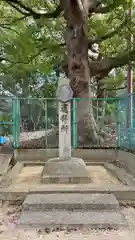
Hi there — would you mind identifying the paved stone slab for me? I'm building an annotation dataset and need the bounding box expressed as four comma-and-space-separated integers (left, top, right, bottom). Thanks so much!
23, 193, 119, 211
0, 154, 12, 175
19, 210, 127, 229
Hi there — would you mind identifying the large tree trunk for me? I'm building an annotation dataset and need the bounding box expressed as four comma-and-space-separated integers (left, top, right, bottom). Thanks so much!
16, 0, 104, 149
61, 0, 99, 146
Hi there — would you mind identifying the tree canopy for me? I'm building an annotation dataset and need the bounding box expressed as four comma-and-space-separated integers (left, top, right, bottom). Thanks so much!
0, 0, 134, 99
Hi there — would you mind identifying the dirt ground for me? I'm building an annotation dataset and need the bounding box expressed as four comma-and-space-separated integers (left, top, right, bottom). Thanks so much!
0, 202, 135, 240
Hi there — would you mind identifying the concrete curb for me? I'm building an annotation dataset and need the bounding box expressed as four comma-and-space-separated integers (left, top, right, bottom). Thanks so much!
14, 149, 117, 162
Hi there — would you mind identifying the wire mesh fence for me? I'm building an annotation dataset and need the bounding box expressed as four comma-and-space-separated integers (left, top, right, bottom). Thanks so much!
118, 94, 135, 150
74, 98, 118, 148
18, 97, 119, 149
19, 98, 59, 148
0, 95, 135, 150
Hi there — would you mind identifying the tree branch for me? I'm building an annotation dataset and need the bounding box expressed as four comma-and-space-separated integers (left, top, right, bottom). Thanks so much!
90, 49, 135, 79
0, 25, 20, 35
44, 5, 62, 18
5, 0, 62, 18
2, 16, 27, 26
89, 17, 128, 47
95, 2, 127, 14
0, 57, 12, 63
103, 86, 127, 91
0, 47, 47, 71
1, 43, 63, 72
2, 47, 47, 70
88, 1, 102, 14
62, 47, 135, 82
6, 0, 34, 14
6, 1, 30, 15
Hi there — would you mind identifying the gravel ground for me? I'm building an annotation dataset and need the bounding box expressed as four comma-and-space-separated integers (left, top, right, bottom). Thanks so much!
0, 202, 135, 239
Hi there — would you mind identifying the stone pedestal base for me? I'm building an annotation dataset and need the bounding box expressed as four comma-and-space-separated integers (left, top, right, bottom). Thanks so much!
41, 157, 90, 184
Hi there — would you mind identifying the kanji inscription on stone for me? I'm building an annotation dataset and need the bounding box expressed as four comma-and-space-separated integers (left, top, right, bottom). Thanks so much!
57, 78, 72, 160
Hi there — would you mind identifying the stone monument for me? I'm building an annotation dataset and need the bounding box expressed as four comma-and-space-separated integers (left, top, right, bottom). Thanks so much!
41, 75, 90, 183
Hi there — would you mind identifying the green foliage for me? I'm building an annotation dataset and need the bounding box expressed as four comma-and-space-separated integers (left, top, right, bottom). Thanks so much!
101, 70, 126, 97
0, 0, 134, 100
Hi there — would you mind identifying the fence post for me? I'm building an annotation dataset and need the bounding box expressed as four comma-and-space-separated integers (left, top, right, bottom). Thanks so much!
12, 98, 20, 148
45, 99, 48, 148
72, 98, 78, 148
12, 99, 16, 147
117, 100, 121, 148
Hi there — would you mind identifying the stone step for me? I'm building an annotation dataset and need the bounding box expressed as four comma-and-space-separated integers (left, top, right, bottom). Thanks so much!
19, 210, 127, 229
23, 193, 119, 211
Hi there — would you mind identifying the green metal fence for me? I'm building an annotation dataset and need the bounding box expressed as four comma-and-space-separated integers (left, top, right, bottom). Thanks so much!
0, 98, 20, 147
19, 98, 58, 148
0, 96, 122, 149
1, 95, 135, 149
117, 93, 135, 150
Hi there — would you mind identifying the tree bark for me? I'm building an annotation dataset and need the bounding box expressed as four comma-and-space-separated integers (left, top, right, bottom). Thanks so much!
61, 0, 100, 146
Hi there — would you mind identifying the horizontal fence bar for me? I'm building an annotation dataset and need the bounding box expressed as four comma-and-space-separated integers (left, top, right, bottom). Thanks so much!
0, 97, 120, 100
0, 96, 129, 101
0, 121, 13, 124
0, 97, 132, 102
1, 92, 135, 101
0, 97, 57, 100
